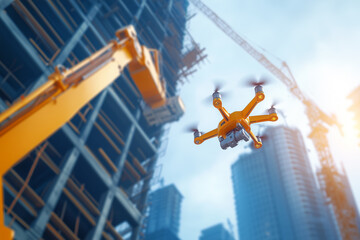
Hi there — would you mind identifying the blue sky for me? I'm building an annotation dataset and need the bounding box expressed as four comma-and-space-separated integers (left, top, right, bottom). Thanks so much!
158, 1, 360, 239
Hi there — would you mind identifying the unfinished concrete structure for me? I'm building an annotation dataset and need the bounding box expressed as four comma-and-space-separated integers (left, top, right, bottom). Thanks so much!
0, 0, 204, 239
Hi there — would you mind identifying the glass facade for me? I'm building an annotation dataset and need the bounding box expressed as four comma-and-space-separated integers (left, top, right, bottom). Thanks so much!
231, 126, 339, 240
145, 184, 183, 240
199, 223, 235, 240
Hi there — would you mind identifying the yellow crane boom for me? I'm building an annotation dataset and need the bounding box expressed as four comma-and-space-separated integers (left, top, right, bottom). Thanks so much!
189, 0, 360, 239
0, 25, 175, 239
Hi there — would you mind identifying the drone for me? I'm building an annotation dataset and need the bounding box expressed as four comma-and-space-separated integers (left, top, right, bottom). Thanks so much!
192, 80, 278, 150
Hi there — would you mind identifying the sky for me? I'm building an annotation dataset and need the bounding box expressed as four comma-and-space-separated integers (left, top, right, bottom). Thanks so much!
157, 1, 360, 239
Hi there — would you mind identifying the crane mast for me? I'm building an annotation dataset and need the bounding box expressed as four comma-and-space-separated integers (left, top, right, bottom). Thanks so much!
189, 0, 360, 239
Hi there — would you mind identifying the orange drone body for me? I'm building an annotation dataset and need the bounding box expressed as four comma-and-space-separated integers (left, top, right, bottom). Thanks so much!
194, 85, 278, 149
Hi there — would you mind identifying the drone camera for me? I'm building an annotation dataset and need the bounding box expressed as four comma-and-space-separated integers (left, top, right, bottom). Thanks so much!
219, 124, 250, 150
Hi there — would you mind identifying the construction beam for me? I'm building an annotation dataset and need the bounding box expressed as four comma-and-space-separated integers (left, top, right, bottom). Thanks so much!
113, 110, 140, 182
61, 123, 142, 227
0, 77, 17, 100
68, 0, 106, 46
117, 0, 132, 20
28, 3, 101, 93
108, 87, 157, 153
114, 187, 143, 226
0, 99, 7, 112
130, 156, 157, 240
3, 184, 37, 219
4, 214, 27, 240
61, 124, 113, 188
24, 90, 107, 239
86, 110, 140, 240
0, 11, 50, 75
25, 149, 79, 240
0, 0, 13, 11
102, 2, 123, 28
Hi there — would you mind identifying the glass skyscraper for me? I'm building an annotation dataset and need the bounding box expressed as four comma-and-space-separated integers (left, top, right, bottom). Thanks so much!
231, 126, 339, 240
145, 184, 183, 240
199, 223, 235, 240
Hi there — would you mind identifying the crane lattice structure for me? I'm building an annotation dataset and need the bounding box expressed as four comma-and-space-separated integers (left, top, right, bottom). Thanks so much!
189, 0, 360, 239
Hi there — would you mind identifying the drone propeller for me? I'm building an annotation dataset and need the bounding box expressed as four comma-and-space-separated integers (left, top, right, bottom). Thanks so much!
264, 99, 281, 114
213, 81, 225, 93
202, 81, 230, 104
242, 75, 272, 87
257, 134, 269, 141
184, 123, 200, 134
184, 123, 203, 139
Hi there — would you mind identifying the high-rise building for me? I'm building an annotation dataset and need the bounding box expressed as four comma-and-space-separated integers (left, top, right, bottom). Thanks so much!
231, 126, 339, 240
0, 1, 203, 239
145, 184, 183, 240
199, 223, 235, 240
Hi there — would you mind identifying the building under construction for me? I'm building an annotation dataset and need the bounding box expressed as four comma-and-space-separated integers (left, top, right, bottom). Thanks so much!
348, 85, 360, 145
0, 0, 205, 239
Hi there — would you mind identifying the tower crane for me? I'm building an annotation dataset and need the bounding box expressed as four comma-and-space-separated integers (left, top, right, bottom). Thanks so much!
189, 0, 360, 239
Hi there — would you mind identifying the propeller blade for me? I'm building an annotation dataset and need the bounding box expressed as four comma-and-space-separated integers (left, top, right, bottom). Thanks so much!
262, 99, 281, 114
202, 81, 231, 105
271, 98, 280, 108
202, 91, 231, 105
213, 81, 225, 93
241, 75, 272, 87
202, 95, 214, 105
258, 76, 271, 86
184, 123, 199, 133
258, 135, 269, 141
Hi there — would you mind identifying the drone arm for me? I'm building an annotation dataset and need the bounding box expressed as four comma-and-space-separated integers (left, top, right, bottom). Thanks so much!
242, 92, 265, 119
218, 107, 230, 121
246, 129, 263, 149
213, 96, 230, 121
249, 114, 278, 125
194, 128, 218, 145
